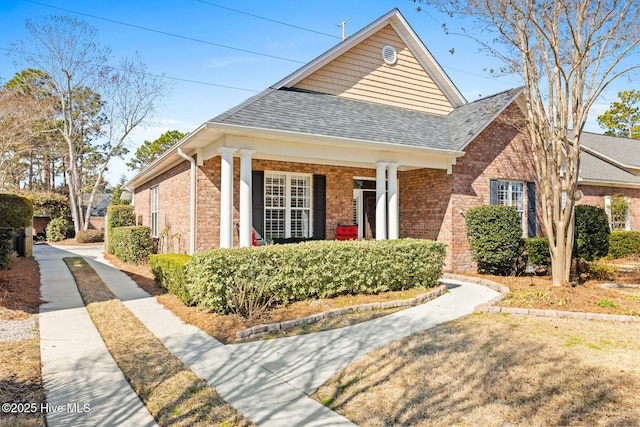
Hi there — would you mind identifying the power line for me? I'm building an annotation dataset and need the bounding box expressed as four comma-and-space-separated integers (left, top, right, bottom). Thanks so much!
0, 47, 262, 93
196, 0, 341, 39
23, 0, 306, 64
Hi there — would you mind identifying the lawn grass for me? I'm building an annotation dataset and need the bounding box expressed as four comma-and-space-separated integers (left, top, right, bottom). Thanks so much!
63, 257, 251, 427
314, 313, 640, 426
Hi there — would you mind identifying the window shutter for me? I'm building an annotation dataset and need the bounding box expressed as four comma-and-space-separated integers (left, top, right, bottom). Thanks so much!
527, 181, 536, 237
313, 174, 326, 239
252, 171, 264, 237
489, 179, 498, 205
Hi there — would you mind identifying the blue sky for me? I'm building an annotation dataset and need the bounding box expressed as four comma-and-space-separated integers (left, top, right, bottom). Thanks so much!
1, 0, 634, 184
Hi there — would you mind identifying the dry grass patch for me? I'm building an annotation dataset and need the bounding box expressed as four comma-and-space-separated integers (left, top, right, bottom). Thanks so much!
314, 313, 640, 426
105, 253, 434, 343
63, 257, 251, 427
0, 257, 45, 427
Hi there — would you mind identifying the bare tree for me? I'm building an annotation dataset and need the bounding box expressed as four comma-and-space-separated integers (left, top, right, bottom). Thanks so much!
419, 0, 640, 285
83, 55, 166, 229
11, 16, 167, 231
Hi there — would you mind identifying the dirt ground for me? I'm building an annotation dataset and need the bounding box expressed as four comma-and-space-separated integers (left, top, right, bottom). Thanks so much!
474, 268, 640, 316
0, 256, 46, 427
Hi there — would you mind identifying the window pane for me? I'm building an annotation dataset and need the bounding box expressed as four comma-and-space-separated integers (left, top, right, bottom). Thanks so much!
265, 209, 285, 239
291, 209, 310, 238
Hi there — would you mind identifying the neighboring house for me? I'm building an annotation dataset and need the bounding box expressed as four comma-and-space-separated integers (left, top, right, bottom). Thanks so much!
577, 132, 640, 231
84, 193, 112, 217
127, 8, 544, 272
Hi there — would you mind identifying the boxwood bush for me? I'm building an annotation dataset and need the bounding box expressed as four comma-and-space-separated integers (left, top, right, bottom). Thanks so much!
608, 230, 640, 259
150, 254, 192, 304
76, 229, 104, 243
185, 239, 446, 314
0, 227, 14, 270
525, 237, 551, 267
0, 193, 33, 230
574, 205, 610, 261
111, 226, 152, 264
466, 205, 523, 275
106, 205, 136, 254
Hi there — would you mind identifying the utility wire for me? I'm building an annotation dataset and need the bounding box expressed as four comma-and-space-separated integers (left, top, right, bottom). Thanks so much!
196, 0, 341, 39
23, 0, 306, 64
0, 47, 262, 92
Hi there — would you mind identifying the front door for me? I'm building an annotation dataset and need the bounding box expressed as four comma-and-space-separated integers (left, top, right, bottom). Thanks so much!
353, 189, 377, 239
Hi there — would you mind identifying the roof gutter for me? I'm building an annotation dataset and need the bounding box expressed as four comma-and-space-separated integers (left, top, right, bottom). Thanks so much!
177, 148, 196, 255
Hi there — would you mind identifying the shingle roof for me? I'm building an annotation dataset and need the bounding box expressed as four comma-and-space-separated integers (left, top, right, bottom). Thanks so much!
580, 132, 640, 168
209, 87, 522, 152
579, 150, 640, 185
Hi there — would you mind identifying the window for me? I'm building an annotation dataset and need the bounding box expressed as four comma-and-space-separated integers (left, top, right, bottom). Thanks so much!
264, 172, 311, 239
495, 180, 525, 227
150, 186, 159, 237
604, 195, 631, 231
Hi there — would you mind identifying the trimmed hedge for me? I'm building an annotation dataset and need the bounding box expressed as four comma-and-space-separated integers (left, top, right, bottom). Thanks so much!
0, 193, 33, 231
107, 205, 136, 254
185, 239, 446, 314
525, 237, 551, 267
574, 205, 610, 261
466, 205, 523, 275
150, 254, 192, 304
0, 227, 14, 270
111, 226, 152, 264
76, 229, 104, 243
608, 230, 640, 259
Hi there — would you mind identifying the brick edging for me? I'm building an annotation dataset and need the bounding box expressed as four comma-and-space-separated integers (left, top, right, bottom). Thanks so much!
235, 285, 448, 341
444, 273, 640, 323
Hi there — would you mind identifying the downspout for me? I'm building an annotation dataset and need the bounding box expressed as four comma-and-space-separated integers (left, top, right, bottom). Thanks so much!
177, 148, 196, 255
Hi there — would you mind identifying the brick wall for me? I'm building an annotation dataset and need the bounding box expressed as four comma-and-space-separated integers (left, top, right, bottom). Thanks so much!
449, 104, 539, 272
134, 160, 191, 254
579, 185, 640, 231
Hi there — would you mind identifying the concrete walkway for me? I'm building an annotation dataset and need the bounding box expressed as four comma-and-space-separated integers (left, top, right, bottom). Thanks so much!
36, 244, 156, 427
39, 244, 500, 426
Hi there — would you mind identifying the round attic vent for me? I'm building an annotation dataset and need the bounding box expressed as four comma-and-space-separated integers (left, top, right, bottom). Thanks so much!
382, 45, 397, 65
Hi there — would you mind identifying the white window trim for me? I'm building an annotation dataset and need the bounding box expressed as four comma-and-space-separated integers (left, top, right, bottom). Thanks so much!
264, 171, 313, 239
150, 185, 159, 238
496, 179, 525, 235
604, 195, 631, 231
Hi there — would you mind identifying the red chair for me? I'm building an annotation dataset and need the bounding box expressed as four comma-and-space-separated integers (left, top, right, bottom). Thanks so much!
336, 224, 358, 241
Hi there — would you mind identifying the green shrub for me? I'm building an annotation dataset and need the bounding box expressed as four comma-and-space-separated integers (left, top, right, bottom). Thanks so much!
574, 205, 610, 261
107, 205, 136, 253
608, 231, 640, 259
150, 254, 192, 304
0, 193, 33, 231
185, 239, 445, 314
525, 237, 551, 266
66, 226, 76, 239
588, 259, 617, 281
111, 226, 152, 264
466, 205, 524, 275
76, 229, 104, 243
45, 216, 68, 242
0, 227, 14, 270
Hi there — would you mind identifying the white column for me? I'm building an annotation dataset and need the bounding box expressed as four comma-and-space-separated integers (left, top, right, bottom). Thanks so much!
375, 162, 388, 240
239, 149, 255, 247
388, 163, 399, 240
219, 147, 236, 248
